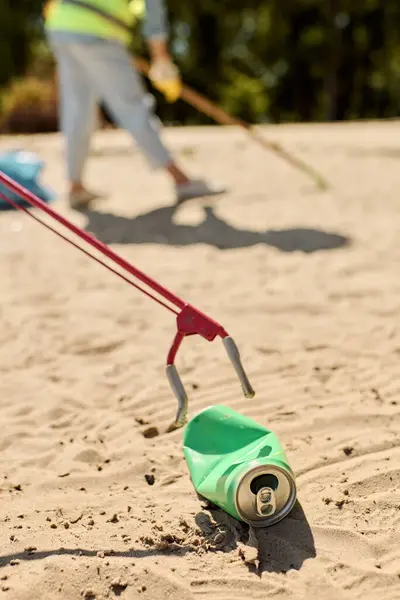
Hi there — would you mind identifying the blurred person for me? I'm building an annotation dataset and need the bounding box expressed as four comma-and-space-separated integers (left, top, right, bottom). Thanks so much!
44, 0, 225, 209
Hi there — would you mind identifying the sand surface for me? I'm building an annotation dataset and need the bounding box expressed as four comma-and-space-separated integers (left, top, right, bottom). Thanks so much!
0, 121, 399, 599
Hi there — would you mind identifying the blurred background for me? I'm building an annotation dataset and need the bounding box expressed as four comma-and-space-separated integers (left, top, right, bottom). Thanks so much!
0, 0, 399, 134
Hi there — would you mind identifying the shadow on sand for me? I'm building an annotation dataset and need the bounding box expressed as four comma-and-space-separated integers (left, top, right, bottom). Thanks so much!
0, 503, 314, 577
82, 203, 350, 253
196, 500, 316, 575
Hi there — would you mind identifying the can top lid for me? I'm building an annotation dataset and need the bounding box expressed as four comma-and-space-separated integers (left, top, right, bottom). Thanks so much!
235, 464, 296, 527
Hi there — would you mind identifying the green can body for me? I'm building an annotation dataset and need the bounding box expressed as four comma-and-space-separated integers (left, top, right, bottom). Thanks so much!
183, 405, 296, 527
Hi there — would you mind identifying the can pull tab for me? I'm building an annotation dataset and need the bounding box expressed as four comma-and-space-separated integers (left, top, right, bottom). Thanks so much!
256, 487, 276, 517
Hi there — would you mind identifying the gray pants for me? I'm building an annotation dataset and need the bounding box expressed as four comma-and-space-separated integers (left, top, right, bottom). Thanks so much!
48, 32, 172, 181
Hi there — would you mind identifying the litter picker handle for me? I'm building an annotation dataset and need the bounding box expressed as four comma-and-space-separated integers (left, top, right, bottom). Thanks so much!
222, 337, 255, 399
0, 172, 256, 431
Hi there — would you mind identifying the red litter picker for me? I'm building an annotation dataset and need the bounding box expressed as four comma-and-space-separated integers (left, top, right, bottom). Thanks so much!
0, 171, 255, 430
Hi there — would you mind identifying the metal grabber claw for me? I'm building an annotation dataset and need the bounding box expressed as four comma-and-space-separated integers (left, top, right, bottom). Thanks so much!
0, 171, 255, 431
165, 304, 255, 430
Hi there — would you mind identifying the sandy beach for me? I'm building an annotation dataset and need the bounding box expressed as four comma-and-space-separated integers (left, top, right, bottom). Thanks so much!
0, 121, 399, 599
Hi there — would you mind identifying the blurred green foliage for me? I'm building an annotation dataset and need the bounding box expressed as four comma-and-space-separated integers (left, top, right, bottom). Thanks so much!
0, 0, 399, 132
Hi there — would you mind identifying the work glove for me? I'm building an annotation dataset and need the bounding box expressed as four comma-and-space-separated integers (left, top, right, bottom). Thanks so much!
129, 0, 145, 20
43, 0, 56, 19
148, 58, 182, 103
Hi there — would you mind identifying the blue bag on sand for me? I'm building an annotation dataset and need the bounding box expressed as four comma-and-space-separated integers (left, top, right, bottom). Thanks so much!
0, 150, 55, 210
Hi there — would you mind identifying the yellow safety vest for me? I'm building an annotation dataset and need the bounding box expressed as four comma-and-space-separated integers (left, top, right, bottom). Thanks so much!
45, 0, 145, 45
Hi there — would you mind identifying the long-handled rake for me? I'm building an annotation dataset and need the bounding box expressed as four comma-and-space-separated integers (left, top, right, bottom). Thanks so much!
0, 171, 255, 430
45, 0, 329, 190
133, 56, 330, 191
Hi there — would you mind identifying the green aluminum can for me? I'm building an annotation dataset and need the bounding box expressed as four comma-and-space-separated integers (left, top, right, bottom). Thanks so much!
183, 404, 296, 527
